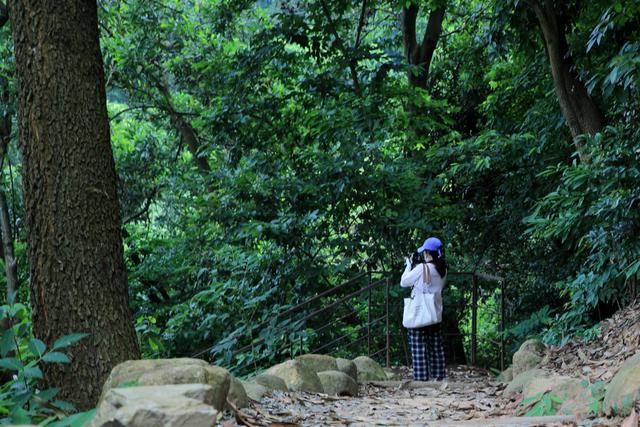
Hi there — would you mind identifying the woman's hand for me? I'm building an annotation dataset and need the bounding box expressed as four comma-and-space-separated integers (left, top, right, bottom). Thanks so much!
405, 257, 412, 270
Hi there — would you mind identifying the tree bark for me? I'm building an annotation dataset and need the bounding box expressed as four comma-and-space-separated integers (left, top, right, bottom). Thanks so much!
531, 0, 604, 158
9, 0, 139, 408
402, 4, 445, 91
401, 4, 445, 145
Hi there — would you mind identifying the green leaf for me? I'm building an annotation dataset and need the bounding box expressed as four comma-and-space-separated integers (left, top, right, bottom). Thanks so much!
47, 408, 96, 427
52, 333, 89, 350
0, 357, 24, 371
23, 366, 43, 379
42, 352, 71, 364
9, 406, 31, 424
51, 399, 76, 412
0, 328, 15, 357
28, 338, 47, 358
36, 387, 60, 401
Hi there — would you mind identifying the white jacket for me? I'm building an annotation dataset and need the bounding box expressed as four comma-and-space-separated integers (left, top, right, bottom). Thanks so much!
401, 262, 446, 318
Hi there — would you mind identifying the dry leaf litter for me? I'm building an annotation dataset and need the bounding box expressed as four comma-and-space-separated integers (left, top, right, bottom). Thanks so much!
220, 299, 640, 426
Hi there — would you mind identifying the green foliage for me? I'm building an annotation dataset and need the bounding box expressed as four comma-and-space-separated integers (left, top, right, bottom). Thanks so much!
95, 0, 640, 369
520, 391, 564, 417
0, 294, 92, 425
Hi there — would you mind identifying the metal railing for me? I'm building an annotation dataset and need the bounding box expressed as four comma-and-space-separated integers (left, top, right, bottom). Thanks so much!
194, 269, 506, 375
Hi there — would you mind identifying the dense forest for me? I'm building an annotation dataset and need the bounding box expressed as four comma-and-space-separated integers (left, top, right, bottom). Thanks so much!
0, 0, 638, 423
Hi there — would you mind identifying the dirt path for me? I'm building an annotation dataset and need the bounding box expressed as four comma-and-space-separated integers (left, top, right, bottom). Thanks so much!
221, 366, 624, 426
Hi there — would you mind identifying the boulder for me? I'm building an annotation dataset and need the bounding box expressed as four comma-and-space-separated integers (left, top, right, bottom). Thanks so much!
498, 367, 513, 383
318, 370, 358, 396
265, 360, 323, 393
504, 369, 548, 398
384, 368, 401, 381
89, 384, 217, 427
524, 375, 584, 401
603, 352, 640, 416
558, 381, 602, 419
242, 381, 270, 401
352, 356, 387, 381
100, 358, 230, 411
523, 375, 595, 418
296, 354, 338, 373
512, 339, 546, 377
252, 373, 288, 391
336, 358, 358, 382
226, 376, 249, 409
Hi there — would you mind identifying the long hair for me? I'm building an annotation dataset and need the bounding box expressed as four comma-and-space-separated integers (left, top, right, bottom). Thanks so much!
425, 250, 447, 278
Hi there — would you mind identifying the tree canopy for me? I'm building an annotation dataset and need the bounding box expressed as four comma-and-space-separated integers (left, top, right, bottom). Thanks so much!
0, 0, 638, 413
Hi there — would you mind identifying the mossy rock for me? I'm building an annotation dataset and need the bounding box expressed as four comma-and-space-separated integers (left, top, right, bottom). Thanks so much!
497, 367, 513, 383
242, 381, 270, 401
226, 376, 249, 410
318, 370, 358, 396
603, 352, 640, 416
252, 373, 288, 391
352, 356, 386, 381
100, 358, 230, 411
512, 339, 546, 376
265, 360, 323, 393
296, 354, 338, 374
336, 358, 358, 382
504, 369, 548, 397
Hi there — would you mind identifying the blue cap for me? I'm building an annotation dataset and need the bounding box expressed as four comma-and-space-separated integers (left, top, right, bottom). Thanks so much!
417, 237, 443, 256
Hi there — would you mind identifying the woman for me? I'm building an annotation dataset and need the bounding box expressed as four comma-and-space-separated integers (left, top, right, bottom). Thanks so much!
401, 237, 447, 381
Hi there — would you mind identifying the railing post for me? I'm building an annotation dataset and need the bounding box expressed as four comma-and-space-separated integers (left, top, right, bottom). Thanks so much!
471, 273, 478, 366
300, 335, 304, 356
500, 279, 506, 372
385, 276, 390, 368
367, 270, 372, 356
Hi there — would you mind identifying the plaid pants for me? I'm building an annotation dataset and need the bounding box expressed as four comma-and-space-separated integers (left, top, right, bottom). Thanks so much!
407, 323, 445, 381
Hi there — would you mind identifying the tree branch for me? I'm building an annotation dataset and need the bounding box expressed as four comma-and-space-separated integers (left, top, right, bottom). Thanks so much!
109, 104, 159, 122
0, 2, 8, 29
419, 7, 445, 73
354, 0, 368, 49
401, 3, 419, 64
318, 0, 362, 95
123, 187, 158, 225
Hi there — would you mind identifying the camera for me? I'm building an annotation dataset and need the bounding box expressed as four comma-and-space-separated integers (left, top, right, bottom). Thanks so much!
411, 250, 423, 266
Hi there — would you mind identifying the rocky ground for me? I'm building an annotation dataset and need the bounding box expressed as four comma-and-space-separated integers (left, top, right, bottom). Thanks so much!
220, 299, 640, 427
222, 363, 635, 426
88, 300, 639, 427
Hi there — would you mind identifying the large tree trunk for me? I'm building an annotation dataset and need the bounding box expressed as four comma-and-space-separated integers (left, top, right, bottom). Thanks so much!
531, 0, 604, 158
401, 4, 445, 144
9, 0, 139, 408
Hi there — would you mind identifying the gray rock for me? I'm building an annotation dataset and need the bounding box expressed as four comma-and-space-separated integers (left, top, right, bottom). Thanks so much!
226, 376, 249, 410
242, 381, 270, 401
100, 358, 230, 411
296, 354, 338, 373
252, 373, 289, 391
603, 352, 640, 416
89, 384, 217, 427
352, 356, 387, 381
317, 370, 358, 396
336, 358, 358, 382
497, 367, 513, 383
265, 359, 323, 393
512, 339, 547, 377
504, 369, 548, 397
